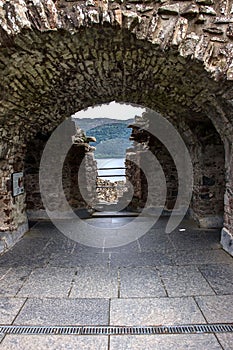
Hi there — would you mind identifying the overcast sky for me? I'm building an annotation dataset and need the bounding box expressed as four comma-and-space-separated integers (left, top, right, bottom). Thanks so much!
72, 101, 145, 120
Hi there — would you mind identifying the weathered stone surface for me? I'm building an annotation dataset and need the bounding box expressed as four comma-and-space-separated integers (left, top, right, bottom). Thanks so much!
69, 266, 118, 298
126, 111, 225, 227
171, 249, 233, 265
158, 4, 180, 15
200, 5, 217, 15
17, 267, 76, 298
110, 251, 173, 267
0, 267, 32, 297
0, 0, 233, 258
216, 334, 233, 350
110, 297, 206, 325
0, 297, 26, 324
110, 334, 222, 350
198, 263, 233, 294
195, 295, 233, 323
14, 298, 109, 325
159, 265, 215, 297
1, 335, 108, 350
48, 251, 110, 267
119, 267, 166, 297
181, 4, 199, 18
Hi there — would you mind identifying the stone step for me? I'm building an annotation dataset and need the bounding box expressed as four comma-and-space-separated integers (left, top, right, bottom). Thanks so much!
92, 210, 139, 218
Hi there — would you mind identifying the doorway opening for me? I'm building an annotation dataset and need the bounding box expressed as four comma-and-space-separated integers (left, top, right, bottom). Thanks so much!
72, 102, 145, 213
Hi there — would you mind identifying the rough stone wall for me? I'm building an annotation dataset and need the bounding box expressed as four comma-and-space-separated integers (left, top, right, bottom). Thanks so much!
126, 112, 225, 227
0, 0, 233, 253
25, 130, 98, 219
221, 145, 233, 256
0, 128, 28, 253
24, 133, 48, 212
63, 144, 97, 210
0, 0, 233, 141
148, 135, 179, 211
191, 142, 225, 227
0, 130, 27, 231
126, 151, 148, 210
225, 152, 233, 232
126, 126, 178, 211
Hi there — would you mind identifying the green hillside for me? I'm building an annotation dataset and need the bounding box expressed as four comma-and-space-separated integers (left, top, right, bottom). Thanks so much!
74, 118, 134, 158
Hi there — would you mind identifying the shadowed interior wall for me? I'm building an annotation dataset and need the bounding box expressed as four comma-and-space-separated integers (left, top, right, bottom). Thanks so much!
126, 112, 225, 228
24, 131, 98, 220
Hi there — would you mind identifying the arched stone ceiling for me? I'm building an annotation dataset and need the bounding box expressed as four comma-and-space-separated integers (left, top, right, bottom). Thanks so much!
0, 0, 233, 142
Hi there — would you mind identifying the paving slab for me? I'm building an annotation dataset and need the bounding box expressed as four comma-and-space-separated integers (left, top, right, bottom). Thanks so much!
0, 334, 4, 344
44, 236, 104, 255
195, 295, 233, 323
1, 335, 108, 350
198, 264, 233, 295
17, 267, 76, 298
0, 216, 232, 350
0, 253, 49, 268
0, 268, 10, 278
70, 267, 118, 298
138, 232, 174, 252
73, 242, 105, 254
104, 241, 140, 254
14, 298, 109, 325
119, 267, 166, 298
110, 334, 222, 350
0, 267, 32, 297
110, 251, 173, 268
42, 237, 79, 255
5, 236, 50, 256
84, 221, 124, 228
111, 217, 135, 224
0, 297, 26, 324
171, 249, 233, 266
27, 220, 59, 233
216, 333, 233, 350
0, 237, 50, 267
24, 225, 58, 240
110, 297, 205, 325
48, 252, 110, 267
92, 212, 138, 218
158, 265, 214, 297
86, 217, 138, 227
169, 230, 221, 251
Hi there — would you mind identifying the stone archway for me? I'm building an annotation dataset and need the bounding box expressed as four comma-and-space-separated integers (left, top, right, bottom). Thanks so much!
0, 0, 233, 254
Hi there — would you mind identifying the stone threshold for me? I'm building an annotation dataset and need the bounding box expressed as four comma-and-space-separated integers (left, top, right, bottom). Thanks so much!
221, 227, 233, 257
0, 222, 29, 255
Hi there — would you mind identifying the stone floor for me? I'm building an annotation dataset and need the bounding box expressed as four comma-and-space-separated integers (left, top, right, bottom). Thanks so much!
0, 216, 233, 349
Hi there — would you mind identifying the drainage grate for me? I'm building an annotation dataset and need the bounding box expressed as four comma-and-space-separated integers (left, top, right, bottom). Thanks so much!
0, 324, 233, 335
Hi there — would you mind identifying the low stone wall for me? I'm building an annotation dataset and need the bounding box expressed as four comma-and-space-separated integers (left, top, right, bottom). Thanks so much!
96, 178, 127, 203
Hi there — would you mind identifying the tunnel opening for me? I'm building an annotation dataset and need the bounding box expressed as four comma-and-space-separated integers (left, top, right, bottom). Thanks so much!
22, 103, 226, 240
0, 23, 232, 255
71, 102, 143, 210
1, 3, 233, 342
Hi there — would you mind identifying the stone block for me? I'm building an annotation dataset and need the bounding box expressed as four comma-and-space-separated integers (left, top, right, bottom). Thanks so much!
14, 298, 110, 325
110, 297, 205, 325
1, 335, 108, 350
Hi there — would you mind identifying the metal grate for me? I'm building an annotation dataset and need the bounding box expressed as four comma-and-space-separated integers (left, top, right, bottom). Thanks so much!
0, 324, 233, 335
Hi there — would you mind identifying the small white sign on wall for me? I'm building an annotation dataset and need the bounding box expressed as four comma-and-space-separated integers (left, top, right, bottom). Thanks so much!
12, 172, 24, 197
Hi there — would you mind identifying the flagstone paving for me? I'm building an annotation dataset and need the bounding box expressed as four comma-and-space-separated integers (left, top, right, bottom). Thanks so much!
0, 216, 232, 349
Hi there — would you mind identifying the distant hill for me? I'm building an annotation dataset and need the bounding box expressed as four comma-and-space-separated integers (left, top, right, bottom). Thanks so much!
74, 118, 134, 132
73, 118, 134, 158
